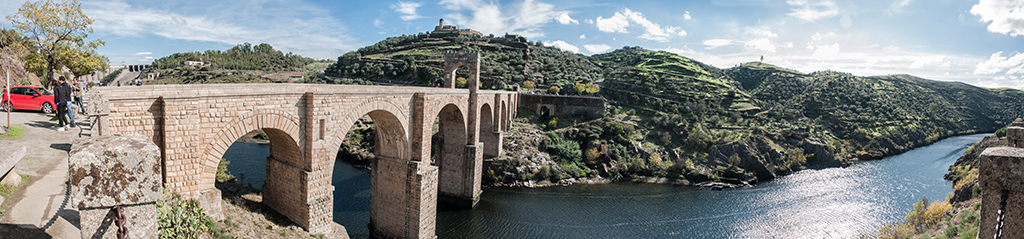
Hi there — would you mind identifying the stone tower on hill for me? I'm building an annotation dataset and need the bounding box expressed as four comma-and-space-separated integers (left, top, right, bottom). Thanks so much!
431, 18, 483, 38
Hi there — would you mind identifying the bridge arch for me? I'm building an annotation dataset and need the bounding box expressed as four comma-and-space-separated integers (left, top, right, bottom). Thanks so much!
443, 51, 481, 92
433, 103, 470, 206
480, 103, 498, 158
200, 109, 302, 188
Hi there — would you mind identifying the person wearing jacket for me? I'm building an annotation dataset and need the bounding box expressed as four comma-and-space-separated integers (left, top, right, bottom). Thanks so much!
53, 76, 73, 131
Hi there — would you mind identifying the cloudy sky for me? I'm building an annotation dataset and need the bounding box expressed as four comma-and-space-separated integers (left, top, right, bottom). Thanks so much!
1, 0, 1022, 89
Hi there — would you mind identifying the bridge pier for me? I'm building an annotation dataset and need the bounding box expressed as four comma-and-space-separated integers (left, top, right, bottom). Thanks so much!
370, 156, 438, 239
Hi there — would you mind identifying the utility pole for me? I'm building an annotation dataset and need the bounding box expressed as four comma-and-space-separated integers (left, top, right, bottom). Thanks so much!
6, 69, 10, 130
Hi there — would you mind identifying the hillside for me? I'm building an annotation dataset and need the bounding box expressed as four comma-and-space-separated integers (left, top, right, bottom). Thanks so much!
153, 28, 1024, 187
145, 43, 331, 84
318, 31, 601, 89
727, 62, 1024, 157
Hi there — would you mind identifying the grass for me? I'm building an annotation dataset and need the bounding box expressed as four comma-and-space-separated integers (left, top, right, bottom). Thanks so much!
0, 174, 27, 198
0, 125, 24, 140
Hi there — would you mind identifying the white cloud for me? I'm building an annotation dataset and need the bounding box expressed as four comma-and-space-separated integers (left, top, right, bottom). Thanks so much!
970, 0, 1024, 37
810, 43, 841, 60
439, 0, 570, 38
661, 46, 696, 56
703, 39, 734, 49
135, 52, 153, 55
786, 0, 839, 22
885, 0, 913, 15
596, 10, 631, 33
390, 1, 423, 21
974, 51, 1024, 75
579, 34, 586, 39
740, 26, 779, 52
82, 0, 357, 60
684, 11, 692, 20
584, 44, 612, 54
547, 40, 579, 53
595, 8, 687, 42
744, 38, 776, 52
782, 42, 794, 48
556, 12, 578, 25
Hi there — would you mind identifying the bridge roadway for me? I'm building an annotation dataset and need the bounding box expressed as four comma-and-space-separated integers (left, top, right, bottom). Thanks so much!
86, 83, 518, 238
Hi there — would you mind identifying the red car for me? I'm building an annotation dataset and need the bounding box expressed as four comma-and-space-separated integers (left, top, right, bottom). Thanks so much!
2, 86, 56, 114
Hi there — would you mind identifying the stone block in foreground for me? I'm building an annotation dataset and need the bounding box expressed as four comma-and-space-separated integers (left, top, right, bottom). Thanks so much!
70, 134, 161, 239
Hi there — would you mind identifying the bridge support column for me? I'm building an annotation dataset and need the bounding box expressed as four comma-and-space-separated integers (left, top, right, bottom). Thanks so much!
979, 118, 1024, 238
483, 131, 503, 158
263, 156, 313, 230
438, 143, 483, 208
370, 156, 438, 239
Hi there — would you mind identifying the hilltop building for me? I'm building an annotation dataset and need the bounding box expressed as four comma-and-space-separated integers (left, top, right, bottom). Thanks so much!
430, 18, 483, 38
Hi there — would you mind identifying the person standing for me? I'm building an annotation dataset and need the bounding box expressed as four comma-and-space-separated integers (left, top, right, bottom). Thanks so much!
73, 78, 85, 114
53, 76, 73, 131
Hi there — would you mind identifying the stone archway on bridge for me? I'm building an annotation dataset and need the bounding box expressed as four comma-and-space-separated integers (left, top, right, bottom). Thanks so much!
443, 51, 480, 92
432, 104, 471, 207
479, 103, 498, 158
197, 109, 303, 221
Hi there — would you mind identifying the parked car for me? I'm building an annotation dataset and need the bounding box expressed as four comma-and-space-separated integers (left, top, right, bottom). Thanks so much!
2, 86, 56, 114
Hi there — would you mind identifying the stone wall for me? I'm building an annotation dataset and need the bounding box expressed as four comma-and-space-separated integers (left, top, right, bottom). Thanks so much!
978, 118, 1024, 238
520, 93, 605, 118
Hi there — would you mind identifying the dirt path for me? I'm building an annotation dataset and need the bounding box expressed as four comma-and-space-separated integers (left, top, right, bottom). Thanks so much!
0, 110, 90, 238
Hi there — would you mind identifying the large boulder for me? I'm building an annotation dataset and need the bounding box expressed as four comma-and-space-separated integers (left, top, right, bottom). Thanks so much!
69, 134, 162, 209
70, 134, 162, 239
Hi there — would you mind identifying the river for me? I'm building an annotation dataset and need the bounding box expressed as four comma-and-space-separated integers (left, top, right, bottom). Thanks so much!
222, 133, 988, 238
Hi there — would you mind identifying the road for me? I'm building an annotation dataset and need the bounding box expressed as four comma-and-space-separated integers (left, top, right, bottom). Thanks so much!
0, 110, 89, 238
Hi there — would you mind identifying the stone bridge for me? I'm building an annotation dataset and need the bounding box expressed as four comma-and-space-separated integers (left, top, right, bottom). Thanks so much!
85, 52, 517, 238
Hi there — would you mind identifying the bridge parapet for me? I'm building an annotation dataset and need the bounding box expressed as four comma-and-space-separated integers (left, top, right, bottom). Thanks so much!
979, 118, 1024, 238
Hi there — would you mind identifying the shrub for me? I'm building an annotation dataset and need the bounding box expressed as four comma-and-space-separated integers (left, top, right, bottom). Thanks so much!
158, 189, 211, 239
995, 127, 1007, 137
216, 158, 236, 183
549, 86, 560, 94
545, 132, 582, 164
546, 117, 559, 130
523, 80, 536, 89
905, 198, 951, 233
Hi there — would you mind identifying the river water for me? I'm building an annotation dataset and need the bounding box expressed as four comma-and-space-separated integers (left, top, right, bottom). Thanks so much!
222, 133, 988, 238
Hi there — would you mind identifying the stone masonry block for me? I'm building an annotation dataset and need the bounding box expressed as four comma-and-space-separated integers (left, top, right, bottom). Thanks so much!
70, 134, 162, 209
80, 203, 158, 239
979, 147, 1024, 192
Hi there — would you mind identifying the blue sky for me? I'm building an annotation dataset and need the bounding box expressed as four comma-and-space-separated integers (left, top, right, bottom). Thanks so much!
1, 0, 1023, 89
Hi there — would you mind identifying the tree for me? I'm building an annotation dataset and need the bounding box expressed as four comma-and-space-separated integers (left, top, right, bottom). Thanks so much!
0, 28, 32, 81
7, 0, 105, 86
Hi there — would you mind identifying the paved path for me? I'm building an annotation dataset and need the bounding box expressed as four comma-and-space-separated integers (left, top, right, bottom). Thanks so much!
0, 110, 90, 238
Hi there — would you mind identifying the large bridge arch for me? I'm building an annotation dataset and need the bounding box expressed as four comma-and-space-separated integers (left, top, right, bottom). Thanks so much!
197, 109, 303, 221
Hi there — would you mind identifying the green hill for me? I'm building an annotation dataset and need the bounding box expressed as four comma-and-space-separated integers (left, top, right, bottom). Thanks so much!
318, 32, 601, 89
146, 43, 331, 84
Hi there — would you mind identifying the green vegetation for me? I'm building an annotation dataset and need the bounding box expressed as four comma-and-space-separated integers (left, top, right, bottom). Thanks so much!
147, 43, 330, 84
99, 68, 122, 85
0, 125, 24, 139
216, 158, 236, 183
322, 32, 601, 89
158, 189, 212, 239
0, 174, 27, 198
6, 0, 108, 86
